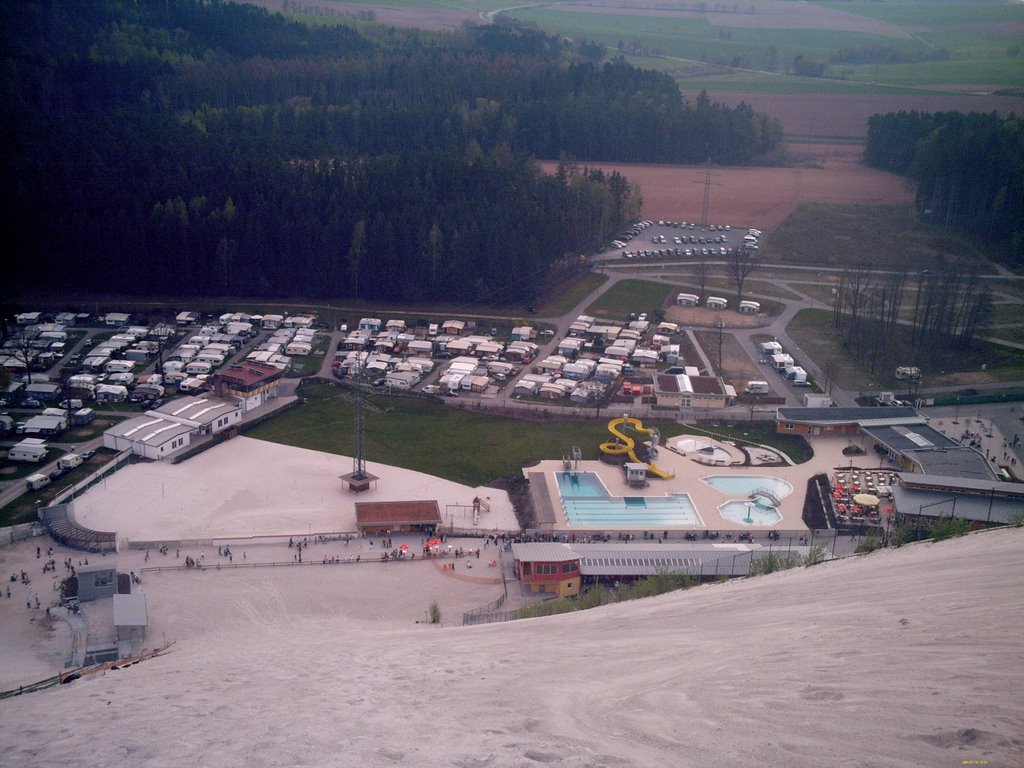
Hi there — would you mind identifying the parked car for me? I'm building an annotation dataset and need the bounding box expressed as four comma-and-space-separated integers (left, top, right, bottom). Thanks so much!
22, 398, 42, 408
48, 468, 66, 481
80, 450, 96, 461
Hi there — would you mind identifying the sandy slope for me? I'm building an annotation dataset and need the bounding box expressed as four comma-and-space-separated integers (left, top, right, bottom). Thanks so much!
2, 528, 1021, 767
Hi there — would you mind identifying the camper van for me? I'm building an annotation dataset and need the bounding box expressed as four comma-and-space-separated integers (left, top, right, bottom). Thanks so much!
744, 380, 770, 395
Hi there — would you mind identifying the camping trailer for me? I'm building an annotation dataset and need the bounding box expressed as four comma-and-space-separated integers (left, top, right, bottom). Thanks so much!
25, 473, 51, 491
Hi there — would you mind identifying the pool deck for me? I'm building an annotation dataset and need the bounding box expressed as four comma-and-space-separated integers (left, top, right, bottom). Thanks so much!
529, 436, 859, 536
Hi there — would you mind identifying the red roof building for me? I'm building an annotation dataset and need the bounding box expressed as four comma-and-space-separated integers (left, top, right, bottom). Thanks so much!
355, 500, 442, 535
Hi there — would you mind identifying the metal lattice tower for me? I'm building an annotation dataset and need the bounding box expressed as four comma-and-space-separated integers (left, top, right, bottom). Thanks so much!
338, 360, 383, 493
693, 159, 720, 229
352, 380, 367, 480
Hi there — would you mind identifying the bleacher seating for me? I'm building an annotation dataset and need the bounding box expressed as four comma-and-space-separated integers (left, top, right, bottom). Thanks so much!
39, 503, 116, 553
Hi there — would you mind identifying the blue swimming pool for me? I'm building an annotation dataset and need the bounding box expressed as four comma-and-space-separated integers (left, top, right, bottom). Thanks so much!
556, 472, 702, 527
556, 471, 610, 498
720, 500, 783, 526
701, 475, 793, 499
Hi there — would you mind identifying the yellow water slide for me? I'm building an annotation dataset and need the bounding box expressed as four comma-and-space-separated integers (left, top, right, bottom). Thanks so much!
599, 417, 675, 479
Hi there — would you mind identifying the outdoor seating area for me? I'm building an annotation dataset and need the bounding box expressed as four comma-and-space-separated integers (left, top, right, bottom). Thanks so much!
831, 469, 898, 525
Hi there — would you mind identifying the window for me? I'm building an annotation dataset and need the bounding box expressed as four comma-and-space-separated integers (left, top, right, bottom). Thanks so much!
536, 563, 557, 575
561, 562, 576, 573
784, 422, 794, 431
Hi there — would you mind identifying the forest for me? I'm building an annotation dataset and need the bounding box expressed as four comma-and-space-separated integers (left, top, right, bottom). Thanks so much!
2, 0, 781, 304
831, 259, 992, 375
864, 111, 1024, 264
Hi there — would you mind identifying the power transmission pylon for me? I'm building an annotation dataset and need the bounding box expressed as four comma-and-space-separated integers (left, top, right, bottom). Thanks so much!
693, 158, 721, 229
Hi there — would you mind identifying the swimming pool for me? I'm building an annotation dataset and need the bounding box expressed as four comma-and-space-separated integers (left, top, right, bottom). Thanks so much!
701, 475, 793, 499
720, 500, 783, 526
555, 472, 703, 527
556, 471, 610, 498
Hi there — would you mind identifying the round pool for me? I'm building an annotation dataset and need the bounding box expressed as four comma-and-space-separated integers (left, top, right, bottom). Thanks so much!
673, 437, 732, 463
720, 499, 782, 526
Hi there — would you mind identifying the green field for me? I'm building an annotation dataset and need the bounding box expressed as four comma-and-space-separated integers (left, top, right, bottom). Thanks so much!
244, 382, 691, 486
501, 1, 1024, 93
767, 204, 995, 270
585, 279, 676, 319
816, 1, 1024, 29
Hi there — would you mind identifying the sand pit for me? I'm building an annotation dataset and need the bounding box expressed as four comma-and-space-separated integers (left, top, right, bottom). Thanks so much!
71, 436, 518, 541
2, 524, 1021, 767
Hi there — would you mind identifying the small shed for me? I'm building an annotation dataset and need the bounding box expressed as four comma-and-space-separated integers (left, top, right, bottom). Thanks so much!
625, 462, 650, 487
78, 562, 118, 602
113, 592, 148, 645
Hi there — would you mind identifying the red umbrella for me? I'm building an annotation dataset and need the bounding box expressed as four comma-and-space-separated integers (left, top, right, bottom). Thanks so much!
399, 543, 409, 550
425, 539, 442, 547
837, 503, 847, 511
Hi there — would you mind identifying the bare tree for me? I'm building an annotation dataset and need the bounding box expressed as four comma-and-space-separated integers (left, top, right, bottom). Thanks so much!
724, 245, 759, 302
694, 253, 709, 297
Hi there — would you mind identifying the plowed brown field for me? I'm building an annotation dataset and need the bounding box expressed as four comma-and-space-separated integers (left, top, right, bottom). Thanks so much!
539, 144, 914, 227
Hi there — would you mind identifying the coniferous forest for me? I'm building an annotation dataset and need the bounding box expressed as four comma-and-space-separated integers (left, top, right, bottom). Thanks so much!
864, 111, 1024, 264
2, 0, 782, 304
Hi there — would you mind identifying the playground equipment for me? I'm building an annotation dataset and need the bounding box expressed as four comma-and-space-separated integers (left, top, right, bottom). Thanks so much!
599, 415, 675, 479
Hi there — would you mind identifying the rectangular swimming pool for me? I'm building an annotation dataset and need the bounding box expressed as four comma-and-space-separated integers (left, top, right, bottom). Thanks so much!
555, 472, 703, 527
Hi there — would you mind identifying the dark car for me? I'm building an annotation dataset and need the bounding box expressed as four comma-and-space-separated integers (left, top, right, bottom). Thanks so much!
48, 468, 66, 481
22, 398, 43, 408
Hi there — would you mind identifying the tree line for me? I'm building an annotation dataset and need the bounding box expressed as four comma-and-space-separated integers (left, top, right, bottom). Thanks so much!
2, 0, 780, 304
830, 260, 992, 377
864, 111, 1024, 264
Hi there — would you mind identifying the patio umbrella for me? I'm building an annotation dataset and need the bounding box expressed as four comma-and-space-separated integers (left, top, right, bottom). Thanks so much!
399, 543, 410, 550
853, 493, 880, 507
425, 538, 442, 547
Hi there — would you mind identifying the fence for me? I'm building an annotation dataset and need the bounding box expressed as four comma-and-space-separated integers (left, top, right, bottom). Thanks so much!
53, 449, 136, 506
1, 522, 45, 545
462, 561, 509, 625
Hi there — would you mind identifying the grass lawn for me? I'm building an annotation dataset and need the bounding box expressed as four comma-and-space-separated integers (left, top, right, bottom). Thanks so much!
787, 308, 1024, 390
785, 308, 877, 391
767, 204, 997, 271
586, 279, 676, 319
245, 382, 812, 487
544, 271, 607, 317
0, 448, 119, 527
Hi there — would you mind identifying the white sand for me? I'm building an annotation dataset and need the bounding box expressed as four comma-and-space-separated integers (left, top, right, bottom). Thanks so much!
71, 436, 519, 540
1, 526, 1021, 767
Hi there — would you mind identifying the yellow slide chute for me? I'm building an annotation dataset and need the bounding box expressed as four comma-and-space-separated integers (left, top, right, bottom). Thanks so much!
599, 417, 675, 479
